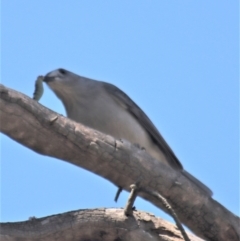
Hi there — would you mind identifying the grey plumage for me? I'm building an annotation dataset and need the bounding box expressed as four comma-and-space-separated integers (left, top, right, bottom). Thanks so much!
43, 68, 212, 196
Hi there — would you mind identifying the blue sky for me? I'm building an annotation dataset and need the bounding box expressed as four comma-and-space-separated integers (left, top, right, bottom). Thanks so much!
1, 0, 239, 225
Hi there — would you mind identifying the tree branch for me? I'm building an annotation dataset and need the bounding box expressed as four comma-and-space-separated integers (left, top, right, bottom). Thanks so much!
0, 208, 204, 241
0, 84, 239, 241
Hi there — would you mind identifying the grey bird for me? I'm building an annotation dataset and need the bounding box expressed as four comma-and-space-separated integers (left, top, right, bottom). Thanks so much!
43, 68, 212, 197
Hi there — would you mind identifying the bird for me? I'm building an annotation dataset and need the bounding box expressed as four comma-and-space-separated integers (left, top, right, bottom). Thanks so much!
43, 68, 212, 197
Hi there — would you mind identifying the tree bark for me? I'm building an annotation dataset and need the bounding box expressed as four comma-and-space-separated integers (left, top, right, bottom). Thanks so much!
1, 208, 205, 241
0, 84, 239, 241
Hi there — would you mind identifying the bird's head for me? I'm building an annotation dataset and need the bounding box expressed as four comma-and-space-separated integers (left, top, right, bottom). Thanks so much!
43, 68, 80, 86
43, 68, 84, 99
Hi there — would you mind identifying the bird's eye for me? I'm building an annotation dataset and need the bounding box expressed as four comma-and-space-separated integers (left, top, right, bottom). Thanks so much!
59, 68, 66, 75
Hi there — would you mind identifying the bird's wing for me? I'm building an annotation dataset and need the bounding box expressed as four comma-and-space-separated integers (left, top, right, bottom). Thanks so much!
103, 82, 213, 196
103, 82, 183, 170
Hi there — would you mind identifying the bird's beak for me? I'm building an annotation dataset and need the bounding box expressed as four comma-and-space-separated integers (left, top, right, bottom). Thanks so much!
43, 72, 58, 83
43, 75, 54, 83
43, 70, 61, 83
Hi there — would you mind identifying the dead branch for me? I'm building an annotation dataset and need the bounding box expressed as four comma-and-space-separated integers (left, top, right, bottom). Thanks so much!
0, 208, 204, 241
0, 84, 239, 241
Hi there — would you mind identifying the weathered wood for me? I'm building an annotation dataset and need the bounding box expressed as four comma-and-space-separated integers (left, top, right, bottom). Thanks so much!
0, 84, 239, 241
0, 208, 204, 241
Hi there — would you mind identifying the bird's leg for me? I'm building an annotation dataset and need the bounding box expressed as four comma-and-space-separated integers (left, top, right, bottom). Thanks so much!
124, 184, 139, 216
114, 187, 123, 202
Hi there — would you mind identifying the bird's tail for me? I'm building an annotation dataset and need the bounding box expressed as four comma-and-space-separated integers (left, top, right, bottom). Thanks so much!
182, 170, 213, 196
